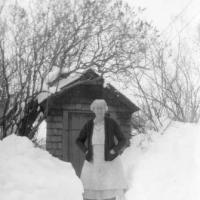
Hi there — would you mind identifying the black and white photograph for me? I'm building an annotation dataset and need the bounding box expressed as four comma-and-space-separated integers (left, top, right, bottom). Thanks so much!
0, 0, 200, 200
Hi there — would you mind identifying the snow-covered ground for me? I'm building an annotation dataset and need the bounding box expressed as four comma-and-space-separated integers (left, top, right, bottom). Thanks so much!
37, 120, 47, 139
121, 120, 200, 200
0, 120, 199, 200
0, 135, 83, 200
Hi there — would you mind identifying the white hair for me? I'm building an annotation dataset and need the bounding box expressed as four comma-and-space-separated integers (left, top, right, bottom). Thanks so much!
90, 99, 108, 112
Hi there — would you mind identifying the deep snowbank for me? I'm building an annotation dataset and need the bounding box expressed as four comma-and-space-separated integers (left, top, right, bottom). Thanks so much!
0, 135, 83, 200
122, 121, 200, 200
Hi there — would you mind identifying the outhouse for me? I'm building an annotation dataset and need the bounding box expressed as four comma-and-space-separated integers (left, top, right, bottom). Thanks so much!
39, 69, 139, 176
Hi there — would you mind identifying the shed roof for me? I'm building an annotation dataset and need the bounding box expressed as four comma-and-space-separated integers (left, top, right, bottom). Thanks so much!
38, 69, 139, 113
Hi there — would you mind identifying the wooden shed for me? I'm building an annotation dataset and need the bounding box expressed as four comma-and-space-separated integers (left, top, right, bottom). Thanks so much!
40, 69, 139, 176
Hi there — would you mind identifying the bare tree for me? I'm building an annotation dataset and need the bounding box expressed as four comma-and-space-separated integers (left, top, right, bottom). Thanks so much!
0, 0, 157, 139
128, 39, 200, 131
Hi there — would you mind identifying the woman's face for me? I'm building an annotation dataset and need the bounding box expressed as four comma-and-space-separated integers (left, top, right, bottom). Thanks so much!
93, 104, 107, 118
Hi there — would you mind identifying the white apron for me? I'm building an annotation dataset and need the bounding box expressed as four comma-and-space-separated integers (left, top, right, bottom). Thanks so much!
80, 120, 128, 199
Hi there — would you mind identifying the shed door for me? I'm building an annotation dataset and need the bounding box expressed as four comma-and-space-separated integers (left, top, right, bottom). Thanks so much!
63, 111, 93, 177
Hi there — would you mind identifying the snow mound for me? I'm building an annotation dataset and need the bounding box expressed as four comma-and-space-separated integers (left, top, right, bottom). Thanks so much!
124, 121, 200, 200
0, 135, 83, 200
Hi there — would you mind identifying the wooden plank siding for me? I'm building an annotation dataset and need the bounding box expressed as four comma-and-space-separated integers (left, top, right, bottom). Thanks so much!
46, 113, 63, 159
62, 111, 69, 162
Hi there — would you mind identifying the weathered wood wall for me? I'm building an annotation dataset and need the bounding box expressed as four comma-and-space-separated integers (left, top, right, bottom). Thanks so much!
46, 109, 63, 159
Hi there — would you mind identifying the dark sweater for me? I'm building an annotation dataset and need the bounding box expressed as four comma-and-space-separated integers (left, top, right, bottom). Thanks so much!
75, 116, 127, 162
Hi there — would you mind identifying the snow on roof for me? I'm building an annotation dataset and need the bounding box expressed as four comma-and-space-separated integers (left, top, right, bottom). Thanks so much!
37, 71, 82, 104
37, 92, 50, 104
46, 66, 60, 84
45, 66, 82, 87
54, 72, 82, 90
37, 69, 139, 112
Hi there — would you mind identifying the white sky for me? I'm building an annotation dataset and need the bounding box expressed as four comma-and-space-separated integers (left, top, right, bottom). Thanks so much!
10, 0, 200, 42
15, 0, 200, 27
125, 0, 200, 41
13, 0, 200, 50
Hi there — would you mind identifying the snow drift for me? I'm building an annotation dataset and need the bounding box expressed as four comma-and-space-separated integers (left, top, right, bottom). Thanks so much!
1, 121, 200, 200
0, 135, 83, 200
122, 121, 200, 200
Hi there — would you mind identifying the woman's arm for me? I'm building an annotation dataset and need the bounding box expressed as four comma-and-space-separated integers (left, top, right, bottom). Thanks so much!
112, 119, 127, 154
75, 122, 89, 154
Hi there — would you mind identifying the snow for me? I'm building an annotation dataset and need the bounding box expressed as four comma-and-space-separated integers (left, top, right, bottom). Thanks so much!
121, 121, 200, 200
37, 91, 50, 104
37, 70, 82, 103
56, 73, 81, 90
0, 135, 83, 200
36, 120, 46, 140
34, 120, 47, 149
46, 66, 60, 83
1, 119, 199, 200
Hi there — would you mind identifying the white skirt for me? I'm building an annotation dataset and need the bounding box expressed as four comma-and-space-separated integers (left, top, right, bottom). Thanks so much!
80, 144, 128, 199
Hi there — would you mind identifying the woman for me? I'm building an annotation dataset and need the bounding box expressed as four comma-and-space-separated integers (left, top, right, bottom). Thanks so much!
76, 99, 128, 200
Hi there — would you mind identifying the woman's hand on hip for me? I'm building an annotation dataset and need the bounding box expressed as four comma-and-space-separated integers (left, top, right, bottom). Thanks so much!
109, 149, 116, 155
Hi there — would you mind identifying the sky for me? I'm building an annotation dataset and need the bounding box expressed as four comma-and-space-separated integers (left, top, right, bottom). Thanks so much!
8, 0, 200, 44
13, 0, 200, 30
121, 0, 200, 45
125, 0, 200, 41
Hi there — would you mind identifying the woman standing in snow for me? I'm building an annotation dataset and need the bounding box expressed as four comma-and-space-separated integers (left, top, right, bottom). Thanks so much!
76, 99, 128, 200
